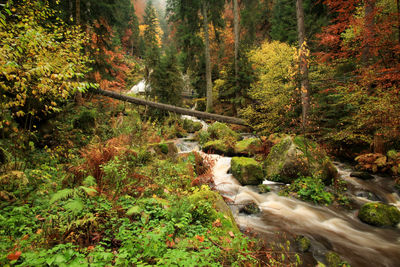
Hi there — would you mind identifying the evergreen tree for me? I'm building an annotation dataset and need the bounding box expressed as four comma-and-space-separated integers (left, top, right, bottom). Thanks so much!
150, 47, 184, 106
143, 1, 161, 81
270, 0, 328, 47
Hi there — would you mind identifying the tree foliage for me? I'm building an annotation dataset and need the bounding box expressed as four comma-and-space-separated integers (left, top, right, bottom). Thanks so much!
0, 0, 91, 130
240, 41, 299, 134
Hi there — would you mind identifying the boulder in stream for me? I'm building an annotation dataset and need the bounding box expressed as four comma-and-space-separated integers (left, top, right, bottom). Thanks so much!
239, 201, 261, 215
202, 140, 233, 156
234, 138, 262, 156
295, 236, 311, 252
264, 136, 338, 184
207, 122, 240, 141
358, 202, 400, 227
350, 171, 374, 180
231, 157, 263, 185
182, 119, 203, 133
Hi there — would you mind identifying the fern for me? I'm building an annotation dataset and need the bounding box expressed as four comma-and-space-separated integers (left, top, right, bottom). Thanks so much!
82, 176, 97, 187
50, 188, 74, 204
64, 198, 84, 215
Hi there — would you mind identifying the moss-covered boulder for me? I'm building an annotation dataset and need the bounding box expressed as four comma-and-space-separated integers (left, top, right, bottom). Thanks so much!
183, 119, 203, 133
231, 157, 263, 185
208, 122, 240, 141
295, 236, 311, 252
264, 136, 338, 184
358, 202, 400, 227
148, 142, 178, 158
258, 184, 271, 193
240, 201, 261, 214
325, 251, 342, 267
202, 140, 233, 156
234, 138, 262, 156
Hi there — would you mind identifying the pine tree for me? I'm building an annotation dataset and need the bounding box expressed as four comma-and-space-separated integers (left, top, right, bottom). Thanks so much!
143, 1, 161, 81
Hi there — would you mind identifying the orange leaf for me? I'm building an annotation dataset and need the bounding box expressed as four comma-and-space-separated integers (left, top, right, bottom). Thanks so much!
228, 231, 235, 238
195, 235, 205, 242
7, 251, 22, 261
212, 218, 222, 228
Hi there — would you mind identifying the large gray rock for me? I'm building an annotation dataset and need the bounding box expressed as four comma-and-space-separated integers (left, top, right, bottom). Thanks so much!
264, 136, 338, 184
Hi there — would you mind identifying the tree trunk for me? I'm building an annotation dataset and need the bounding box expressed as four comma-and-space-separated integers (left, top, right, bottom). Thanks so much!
94, 89, 247, 125
76, 0, 80, 25
203, 1, 213, 112
397, 0, 400, 45
233, 0, 240, 115
296, 0, 310, 127
233, 0, 239, 80
362, 0, 375, 65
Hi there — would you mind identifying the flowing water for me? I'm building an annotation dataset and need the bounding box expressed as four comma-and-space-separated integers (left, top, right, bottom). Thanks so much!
176, 134, 400, 267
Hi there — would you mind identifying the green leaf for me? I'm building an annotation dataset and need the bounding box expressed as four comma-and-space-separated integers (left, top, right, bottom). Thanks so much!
64, 199, 84, 214
50, 188, 74, 204
126, 206, 142, 216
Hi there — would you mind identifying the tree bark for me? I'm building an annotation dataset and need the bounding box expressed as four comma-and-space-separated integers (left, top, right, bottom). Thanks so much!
76, 0, 80, 25
233, 0, 239, 80
296, 0, 310, 127
94, 89, 247, 125
203, 1, 213, 112
398, 0, 400, 45
362, 0, 375, 65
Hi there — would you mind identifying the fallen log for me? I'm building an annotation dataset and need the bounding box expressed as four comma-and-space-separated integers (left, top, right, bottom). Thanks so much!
94, 89, 247, 126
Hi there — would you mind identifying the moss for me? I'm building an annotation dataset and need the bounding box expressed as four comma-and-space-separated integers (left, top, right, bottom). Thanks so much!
182, 119, 203, 133
231, 157, 263, 185
202, 140, 233, 155
258, 184, 271, 193
158, 143, 169, 154
208, 122, 240, 141
234, 138, 262, 156
325, 251, 342, 267
240, 202, 261, 214
358, 202, 400, 227
295, 236, 311, 252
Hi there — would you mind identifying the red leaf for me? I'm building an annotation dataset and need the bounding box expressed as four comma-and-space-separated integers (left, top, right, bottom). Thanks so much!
195, 235, 204, 242
7, 251, 21, 261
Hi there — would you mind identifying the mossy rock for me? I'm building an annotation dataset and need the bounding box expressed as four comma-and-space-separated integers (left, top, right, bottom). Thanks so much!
258, 184, 271, 193
325, 251, 342, 267
73, 110, 96, 132
264, 136, 337, 184
358, 202, 400, 227
295, 236, 311, 252
240, 201, 261, 215
148, 142, 178, 158
207, 122, 240, 141
234, 138, 262, 156
231, 157, 263, 185
202, 140, 233, 156
183, 119, 203, 133
188, 187, 239, 233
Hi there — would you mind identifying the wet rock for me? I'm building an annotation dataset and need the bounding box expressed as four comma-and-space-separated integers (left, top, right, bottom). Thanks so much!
358, 202, 400, 227
234, 138, 262, 156
258, 184, 271, 193
240, 201, 261, 215
355, 191, 381, 201
295, 236, 311, 252
350, 171, 374, 180
182, 119, 203, 133
231, 157, 264, 185
202, 140, 233, 156
264, 136, 337, 184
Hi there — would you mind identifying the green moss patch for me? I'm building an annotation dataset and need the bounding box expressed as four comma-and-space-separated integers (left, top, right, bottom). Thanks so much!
231, 157, 263, 185
358, 202, 400, 227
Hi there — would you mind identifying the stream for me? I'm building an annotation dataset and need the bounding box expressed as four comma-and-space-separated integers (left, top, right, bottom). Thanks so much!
175, 121, 400, 267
